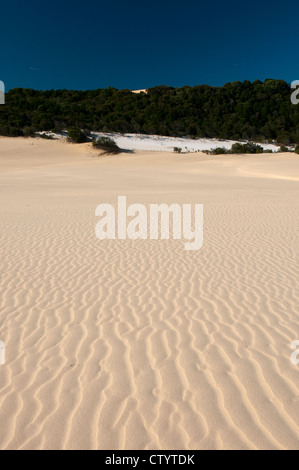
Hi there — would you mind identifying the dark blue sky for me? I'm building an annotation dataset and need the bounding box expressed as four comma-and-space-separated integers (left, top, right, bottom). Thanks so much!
1, 0, 298, 91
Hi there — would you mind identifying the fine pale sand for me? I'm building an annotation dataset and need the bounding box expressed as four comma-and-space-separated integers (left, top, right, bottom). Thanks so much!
0, 137, 298, 450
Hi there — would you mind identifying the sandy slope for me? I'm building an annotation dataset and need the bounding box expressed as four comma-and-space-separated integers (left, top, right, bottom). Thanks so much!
0, 137, 298, 450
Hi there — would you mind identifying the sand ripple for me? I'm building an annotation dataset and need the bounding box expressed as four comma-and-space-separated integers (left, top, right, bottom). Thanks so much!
0, 139, 298, 449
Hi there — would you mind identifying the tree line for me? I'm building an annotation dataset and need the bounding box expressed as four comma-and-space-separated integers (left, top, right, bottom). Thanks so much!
0, 79, 298, 144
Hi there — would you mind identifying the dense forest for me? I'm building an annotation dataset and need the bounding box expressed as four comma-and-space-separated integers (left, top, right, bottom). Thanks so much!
0, 79, 298, 144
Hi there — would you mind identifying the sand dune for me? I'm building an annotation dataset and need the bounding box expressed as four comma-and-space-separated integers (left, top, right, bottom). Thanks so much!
0, 137, 298, 450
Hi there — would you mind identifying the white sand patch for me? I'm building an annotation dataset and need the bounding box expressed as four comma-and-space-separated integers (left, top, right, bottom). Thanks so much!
37, 131, 286, 153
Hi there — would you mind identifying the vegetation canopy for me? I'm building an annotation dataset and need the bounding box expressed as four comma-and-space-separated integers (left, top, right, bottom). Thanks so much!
205, 142, 264, 155
0, 80, 298, 144
67, 127, 89, 143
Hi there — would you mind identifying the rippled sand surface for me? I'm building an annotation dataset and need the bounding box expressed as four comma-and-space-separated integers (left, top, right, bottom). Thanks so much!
0, 137, 298, 450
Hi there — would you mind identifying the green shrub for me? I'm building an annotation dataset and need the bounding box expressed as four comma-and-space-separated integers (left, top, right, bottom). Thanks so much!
23, 126, 36, 137
92, 136, 121, 154
67, 127, 89, 143
212, 147, 228, 155
279, 146, 289, 152
294, 146, 299, 154
230, 143, 245, 154
231, 142, 263, 154
173, 147, 182, 153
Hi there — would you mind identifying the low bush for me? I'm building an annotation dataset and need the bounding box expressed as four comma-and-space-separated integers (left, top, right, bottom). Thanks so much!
231, 142, 263, 154
67, 127, 89, 143
23, 126, 36, 137
92, 136, 121, 154
278, 146, 289, 152
212, 147, 228, 155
